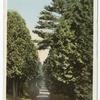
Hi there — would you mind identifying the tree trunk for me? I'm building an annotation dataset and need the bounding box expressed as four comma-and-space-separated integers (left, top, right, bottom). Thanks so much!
13, 79, 17, 100
16, 80, 18, 98
13, 79, 16, 100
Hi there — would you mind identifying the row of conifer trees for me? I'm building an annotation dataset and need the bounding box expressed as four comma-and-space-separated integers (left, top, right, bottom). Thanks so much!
7, 0, 93, 100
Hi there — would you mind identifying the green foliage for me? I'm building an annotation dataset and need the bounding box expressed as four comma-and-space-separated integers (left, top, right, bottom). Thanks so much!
7, 11, 41, 97
33, 0, 93, 100
7, 11, 31, 78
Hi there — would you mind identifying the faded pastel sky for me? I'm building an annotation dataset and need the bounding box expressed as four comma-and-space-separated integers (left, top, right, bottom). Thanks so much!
8, 0, 51, 63
8, 0, 51, 31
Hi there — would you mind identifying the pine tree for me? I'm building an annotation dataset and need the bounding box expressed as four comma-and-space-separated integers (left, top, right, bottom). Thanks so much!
33, 0, 93, 100
33, 0, 66, 49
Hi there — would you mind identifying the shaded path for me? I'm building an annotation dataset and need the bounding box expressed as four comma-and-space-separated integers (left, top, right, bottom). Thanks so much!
37, 83, 50, 100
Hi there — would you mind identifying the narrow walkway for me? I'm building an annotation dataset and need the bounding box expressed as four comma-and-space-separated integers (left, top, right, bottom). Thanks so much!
37, 83, 50, 100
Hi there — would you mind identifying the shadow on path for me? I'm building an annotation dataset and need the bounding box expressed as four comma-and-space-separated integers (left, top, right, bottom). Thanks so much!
37, 83, 50, 100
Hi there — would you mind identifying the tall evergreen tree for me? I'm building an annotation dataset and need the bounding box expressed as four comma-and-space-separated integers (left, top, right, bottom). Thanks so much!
33, 0, 93, 100
7, 11, 41, 99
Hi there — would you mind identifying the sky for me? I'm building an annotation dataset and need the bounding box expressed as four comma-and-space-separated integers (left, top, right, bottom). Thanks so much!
8, 0, 51, 31
8, 0, 51, 63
